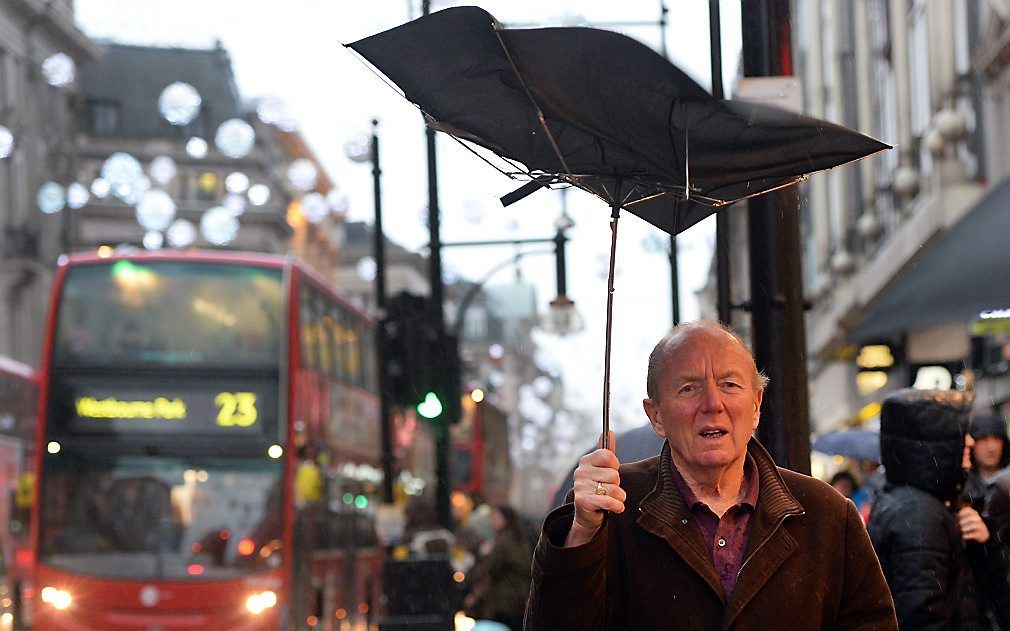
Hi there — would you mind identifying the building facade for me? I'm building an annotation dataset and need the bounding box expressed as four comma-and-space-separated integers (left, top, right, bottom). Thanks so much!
0, 0, 101, 365
701, 1, 1010, 440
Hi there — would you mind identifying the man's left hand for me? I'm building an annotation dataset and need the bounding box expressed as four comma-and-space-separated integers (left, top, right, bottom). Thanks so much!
958, 505, 991, 544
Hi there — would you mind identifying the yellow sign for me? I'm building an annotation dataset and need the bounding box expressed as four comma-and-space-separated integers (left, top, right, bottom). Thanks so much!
215, 392, 258, 427
856, 344, 895, 370
76, 396, 187, 419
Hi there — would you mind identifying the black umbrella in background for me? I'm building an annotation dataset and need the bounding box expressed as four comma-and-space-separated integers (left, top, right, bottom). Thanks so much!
347, 6, 890, 446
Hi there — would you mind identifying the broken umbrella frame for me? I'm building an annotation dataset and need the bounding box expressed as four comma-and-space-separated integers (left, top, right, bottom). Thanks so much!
347, 6, 891, 448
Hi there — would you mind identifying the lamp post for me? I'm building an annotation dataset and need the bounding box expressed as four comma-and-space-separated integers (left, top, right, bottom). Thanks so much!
345, 119, 394, 503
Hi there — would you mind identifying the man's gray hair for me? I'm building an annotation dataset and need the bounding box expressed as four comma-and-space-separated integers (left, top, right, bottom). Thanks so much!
646, 320, 770, 401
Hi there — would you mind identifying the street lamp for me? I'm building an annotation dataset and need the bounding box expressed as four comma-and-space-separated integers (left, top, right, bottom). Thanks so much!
345, 119, 395, 504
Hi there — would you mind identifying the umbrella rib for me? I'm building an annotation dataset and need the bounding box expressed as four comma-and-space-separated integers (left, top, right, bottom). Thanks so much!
492, 28, 574, 178
437, 131, 521, 179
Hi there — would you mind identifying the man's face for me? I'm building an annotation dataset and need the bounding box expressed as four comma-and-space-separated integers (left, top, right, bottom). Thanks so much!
973, 435, 1003, 470
643, 328, 763, 477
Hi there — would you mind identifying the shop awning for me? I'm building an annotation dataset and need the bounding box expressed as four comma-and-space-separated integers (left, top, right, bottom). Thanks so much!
848, 176, 1010, 342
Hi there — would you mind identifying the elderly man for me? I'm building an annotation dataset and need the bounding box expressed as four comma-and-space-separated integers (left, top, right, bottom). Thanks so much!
525, 321, 896, 630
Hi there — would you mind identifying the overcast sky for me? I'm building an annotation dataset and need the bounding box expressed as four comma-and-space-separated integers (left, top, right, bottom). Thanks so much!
74, 0, 743, 433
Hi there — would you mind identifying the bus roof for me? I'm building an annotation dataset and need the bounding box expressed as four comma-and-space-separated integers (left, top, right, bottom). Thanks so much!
60, 249, 290, 270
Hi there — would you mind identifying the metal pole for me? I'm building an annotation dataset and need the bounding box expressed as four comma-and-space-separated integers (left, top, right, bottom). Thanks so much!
370, 119, 395, 504
711, 0, 732, 326
422, 0, 452, 530
658, 0, 681, 326
741, 0, 811, 473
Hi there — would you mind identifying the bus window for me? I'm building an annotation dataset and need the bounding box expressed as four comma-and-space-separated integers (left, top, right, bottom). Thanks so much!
341, 311, 362, 387
299, 285, 317, 370
331, 314, 347, 383
317, 295, 334, 378
53, 262, 282, 368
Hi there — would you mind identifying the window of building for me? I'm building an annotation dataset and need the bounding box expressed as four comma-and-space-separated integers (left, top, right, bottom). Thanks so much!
87, 100, 122, 135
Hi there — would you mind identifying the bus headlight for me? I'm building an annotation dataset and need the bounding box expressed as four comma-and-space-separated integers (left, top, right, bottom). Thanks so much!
40, 586, 72, 610
245, 590, 277, 615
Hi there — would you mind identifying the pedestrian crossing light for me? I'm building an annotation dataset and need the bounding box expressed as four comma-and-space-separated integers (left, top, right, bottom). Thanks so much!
417, 391, 444, 420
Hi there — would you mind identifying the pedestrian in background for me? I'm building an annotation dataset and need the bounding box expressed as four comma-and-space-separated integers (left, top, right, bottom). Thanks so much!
463, 505, 531, 630
867, 388, 982, 629
965, 411, 1010, 628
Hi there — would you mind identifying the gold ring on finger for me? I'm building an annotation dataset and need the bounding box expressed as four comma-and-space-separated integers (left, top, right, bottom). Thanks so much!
595, 481, 608, 496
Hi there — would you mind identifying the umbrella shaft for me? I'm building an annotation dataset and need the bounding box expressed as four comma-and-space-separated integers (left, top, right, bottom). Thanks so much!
603, 206, 620, 451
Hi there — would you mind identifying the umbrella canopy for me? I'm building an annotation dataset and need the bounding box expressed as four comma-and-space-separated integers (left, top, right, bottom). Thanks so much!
347, 6, 890, 234
348, 6, 890, 446
811, 429, 881, 463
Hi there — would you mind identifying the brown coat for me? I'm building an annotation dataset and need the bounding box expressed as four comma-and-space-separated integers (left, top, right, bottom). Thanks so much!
525, 440, 897, 630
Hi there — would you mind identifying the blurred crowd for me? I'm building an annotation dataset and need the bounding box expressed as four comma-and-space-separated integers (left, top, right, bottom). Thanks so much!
393, 495, 534, 631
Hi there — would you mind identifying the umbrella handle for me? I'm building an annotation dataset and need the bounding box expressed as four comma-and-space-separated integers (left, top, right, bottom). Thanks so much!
602, 183, 622, 452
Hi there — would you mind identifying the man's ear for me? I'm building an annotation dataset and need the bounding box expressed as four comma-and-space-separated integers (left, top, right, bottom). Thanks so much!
752, 388, 764, 431
643, 398, 667, 439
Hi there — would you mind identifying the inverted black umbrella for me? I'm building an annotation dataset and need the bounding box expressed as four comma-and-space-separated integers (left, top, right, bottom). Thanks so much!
347, 6, 890, 446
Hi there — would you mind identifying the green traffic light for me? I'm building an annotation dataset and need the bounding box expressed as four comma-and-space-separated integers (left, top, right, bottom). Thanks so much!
417, 391, 443, 419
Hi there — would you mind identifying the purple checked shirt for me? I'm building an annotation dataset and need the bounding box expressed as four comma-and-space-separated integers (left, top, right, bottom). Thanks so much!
669, 454, 760, 598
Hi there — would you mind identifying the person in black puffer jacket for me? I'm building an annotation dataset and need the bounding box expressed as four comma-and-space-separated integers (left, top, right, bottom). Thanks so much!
867, 388, 982, 629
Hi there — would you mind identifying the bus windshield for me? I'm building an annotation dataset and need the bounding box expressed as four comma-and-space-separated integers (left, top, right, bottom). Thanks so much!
53, 261, 283, 368
39, 455, 283, 580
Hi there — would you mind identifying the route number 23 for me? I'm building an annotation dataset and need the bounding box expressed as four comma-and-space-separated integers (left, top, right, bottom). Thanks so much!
215, 392, 258, 427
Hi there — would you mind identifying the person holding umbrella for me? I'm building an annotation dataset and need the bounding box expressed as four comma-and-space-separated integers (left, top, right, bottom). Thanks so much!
525, 321, 896, 630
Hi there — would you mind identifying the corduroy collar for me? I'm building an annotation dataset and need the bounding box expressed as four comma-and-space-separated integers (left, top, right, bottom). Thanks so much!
638, 438, 804, 531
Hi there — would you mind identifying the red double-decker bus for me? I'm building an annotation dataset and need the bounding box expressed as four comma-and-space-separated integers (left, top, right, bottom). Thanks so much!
32, 250, 383, 630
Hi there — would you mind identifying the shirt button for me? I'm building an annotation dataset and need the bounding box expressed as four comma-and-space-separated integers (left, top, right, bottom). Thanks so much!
681, 519, 689, 525
717, 538, 726, 547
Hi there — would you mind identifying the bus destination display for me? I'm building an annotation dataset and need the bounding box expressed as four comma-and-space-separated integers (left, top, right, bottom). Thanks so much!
52, 377, 278, 436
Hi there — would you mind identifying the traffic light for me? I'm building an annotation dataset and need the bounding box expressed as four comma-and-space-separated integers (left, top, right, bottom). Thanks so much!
382, 292, 462, 424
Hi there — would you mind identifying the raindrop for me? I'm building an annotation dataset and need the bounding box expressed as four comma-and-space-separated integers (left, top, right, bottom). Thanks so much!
136, 189, 176, 231
225, 172, 249, 194
166, 219, 196, 248
489, 344, 505, 360
186, 137, 208, 159
224, 193, 246, 216
37, 182, 65, 214
286, 159, 317, 192
149, 156, 177, 185
0, 126, 13, 159
214, 118, 255, 159
90, 178, 110, 199
158, 82, 201, 126
200, 206, 239, 245
256, 97, 287, 125
101, 152, 144, 198
326, 189, 348, 214
443, 269, 459, 284
41, 53, 75, 87
247, 183, 271, 206
356, 257, 377, 282
300, 192, 329, 224
66, 182, 90, 209
143, 231, 164, 250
